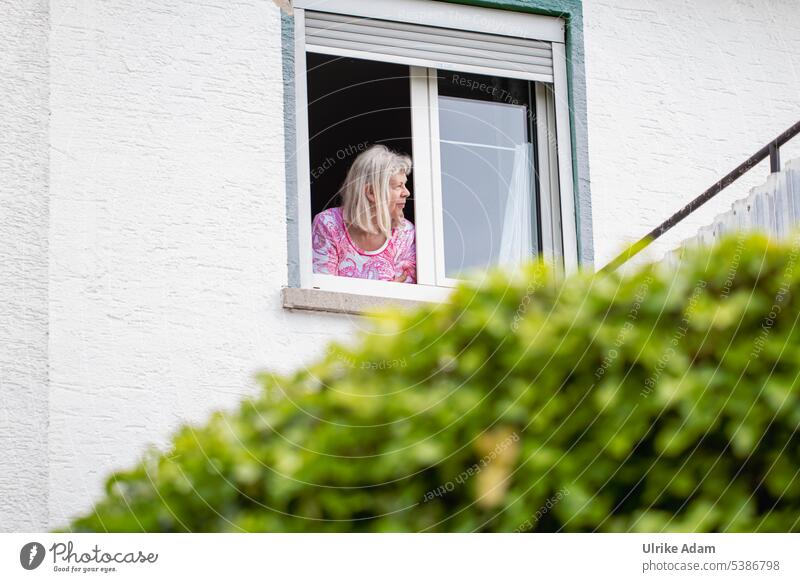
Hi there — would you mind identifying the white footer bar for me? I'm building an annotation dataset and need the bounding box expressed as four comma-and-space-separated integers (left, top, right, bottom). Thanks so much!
1, 533, 797, 581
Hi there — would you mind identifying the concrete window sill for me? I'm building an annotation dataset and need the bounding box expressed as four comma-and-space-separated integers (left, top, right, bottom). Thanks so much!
282, 287, 438, 316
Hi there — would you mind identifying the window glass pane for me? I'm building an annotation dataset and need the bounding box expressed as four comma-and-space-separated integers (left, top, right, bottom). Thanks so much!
439, 96, 526, 149
437, 71, 539, 278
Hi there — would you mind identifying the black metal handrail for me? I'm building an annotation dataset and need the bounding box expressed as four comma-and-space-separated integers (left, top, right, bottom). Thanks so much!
602, 119, 800, 272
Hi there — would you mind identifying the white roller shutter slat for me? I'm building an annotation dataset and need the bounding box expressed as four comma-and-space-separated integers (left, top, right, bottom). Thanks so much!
305, 10, 554, 82
308, 23, 553, 66
310, 11, 553, 55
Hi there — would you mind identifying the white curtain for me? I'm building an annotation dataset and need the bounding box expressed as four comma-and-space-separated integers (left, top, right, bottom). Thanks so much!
498, 143, 534, 269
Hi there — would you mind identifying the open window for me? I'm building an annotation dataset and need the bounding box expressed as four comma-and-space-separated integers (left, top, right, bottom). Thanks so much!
292, 0, 577, 304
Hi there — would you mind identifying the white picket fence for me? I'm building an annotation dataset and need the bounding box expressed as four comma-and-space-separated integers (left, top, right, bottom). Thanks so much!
666, 157, 800, 267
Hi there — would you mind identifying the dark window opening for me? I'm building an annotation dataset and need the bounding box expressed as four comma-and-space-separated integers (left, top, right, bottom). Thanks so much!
305, 53, 414, 222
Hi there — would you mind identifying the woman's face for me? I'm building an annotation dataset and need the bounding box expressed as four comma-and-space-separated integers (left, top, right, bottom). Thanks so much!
387, 172, 410, 222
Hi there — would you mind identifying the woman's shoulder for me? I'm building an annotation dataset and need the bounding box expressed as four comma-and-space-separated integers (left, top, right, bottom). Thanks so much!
397, 217, 415, 233
313, 207, 344, 231
391, 218, 415, 251
396, 217, 415, 239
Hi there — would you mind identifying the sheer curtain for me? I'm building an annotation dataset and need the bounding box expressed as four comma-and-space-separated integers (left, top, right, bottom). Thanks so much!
498, 142, 534, 269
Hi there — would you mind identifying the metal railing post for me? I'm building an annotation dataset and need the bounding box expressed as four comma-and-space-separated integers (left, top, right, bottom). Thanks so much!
769, 142, 781, 173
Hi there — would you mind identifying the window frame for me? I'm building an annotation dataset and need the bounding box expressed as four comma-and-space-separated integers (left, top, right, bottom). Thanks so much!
291, 0, 579, 304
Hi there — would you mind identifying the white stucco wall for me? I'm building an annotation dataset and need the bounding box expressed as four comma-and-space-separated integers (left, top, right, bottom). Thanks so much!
0, 0, 49, 532
2, 0, 800, 532
46, 0, 358, 529
584, 0, 800, 267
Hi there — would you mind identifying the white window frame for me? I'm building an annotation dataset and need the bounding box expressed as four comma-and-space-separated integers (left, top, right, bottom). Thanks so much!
292, 0, 578, 303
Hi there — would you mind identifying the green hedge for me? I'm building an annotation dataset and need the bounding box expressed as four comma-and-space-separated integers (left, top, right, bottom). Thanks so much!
66, 232, 800, 532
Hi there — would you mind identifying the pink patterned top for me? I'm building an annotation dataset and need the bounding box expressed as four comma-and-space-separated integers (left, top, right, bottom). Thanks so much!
312, 207, 417, 283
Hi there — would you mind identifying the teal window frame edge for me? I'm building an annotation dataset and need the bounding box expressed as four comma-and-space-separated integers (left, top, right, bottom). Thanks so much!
281, 0, 593, 287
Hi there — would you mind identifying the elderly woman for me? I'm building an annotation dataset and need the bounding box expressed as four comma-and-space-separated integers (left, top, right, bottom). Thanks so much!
312, 145, 416, 283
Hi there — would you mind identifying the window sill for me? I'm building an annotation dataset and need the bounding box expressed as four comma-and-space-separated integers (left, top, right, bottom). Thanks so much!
282, 286, 443, 316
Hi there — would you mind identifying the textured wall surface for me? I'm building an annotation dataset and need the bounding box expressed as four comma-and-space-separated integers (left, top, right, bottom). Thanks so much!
583, 0, 800, 267
3, 0, 800, 531
47, 0, 356, 529
0, 0, 49, 532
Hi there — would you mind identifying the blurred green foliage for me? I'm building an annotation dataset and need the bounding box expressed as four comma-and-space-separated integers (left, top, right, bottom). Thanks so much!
66, 232, 800, 532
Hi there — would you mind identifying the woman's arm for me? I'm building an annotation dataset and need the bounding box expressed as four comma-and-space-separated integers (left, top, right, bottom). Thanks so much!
312, 213, 339, 275
394, 221, 417, 284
